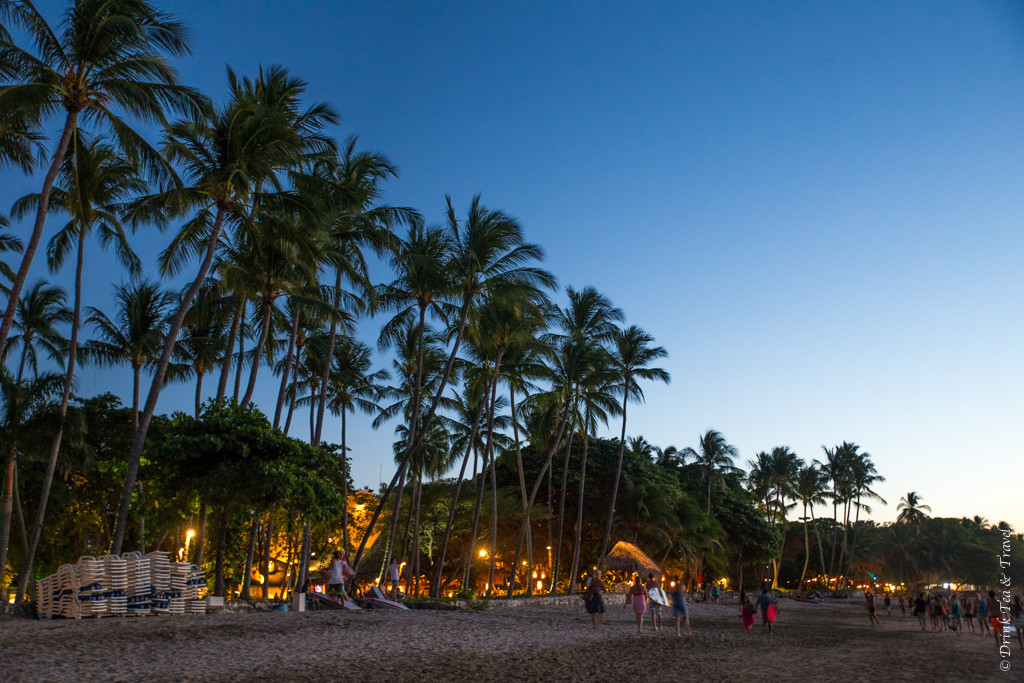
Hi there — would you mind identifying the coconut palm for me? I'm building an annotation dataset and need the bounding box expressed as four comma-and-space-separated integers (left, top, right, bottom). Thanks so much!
3, 280, 71, 386
325, 336, 388, 553
896, 491, 931, 524
174, 283, 230, 416
682, 429, 741, 514
0, 216, 25, 296
0, 370, 63, 602
351, 194, 555, 573
793, 462, 829, 587
817, 443, 853, 579
0, 108, 44, 173
11, 135, 145, 604
109, 64, 336, 554
840, 450, 885, 585
0, 0, 203, 361
84, 280, 174, 433
597, 325, 669, 565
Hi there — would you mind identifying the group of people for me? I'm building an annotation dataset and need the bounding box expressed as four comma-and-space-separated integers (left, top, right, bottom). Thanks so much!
583, 570, 691, 637
864, 588, 1024, 650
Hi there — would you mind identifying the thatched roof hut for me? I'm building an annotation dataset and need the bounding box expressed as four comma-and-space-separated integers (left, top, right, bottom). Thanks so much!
602, 541, 662, 578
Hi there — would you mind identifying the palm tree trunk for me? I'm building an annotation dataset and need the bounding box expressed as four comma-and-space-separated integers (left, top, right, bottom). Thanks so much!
261, 508, 274, 599
810, 508, 826, 581
273, 309, 300, 429
241, 299, 273, 407
828, 498, 838, 579
132, 366, 140, 435
507, 385, 530, 598
214, 508, 229, 597
16, 228, 85, 602
341, 409, 350, 554
0, 451, 15, 603
194, 372, 204, 417
0, 112, 78, 361
567, 436, 591, 595
350, 299, 472, 574
296, 516, 312, 592
550, 425, 576, 592
431, 403, 484, 597
13, 462, 27, 558
216, 304, 243, 403
239, 517, 259, 600
313, 270, 343, 445
484, 351, 505, 597
194, 501, 208, 566
381, 462, 409, 586
110, 206, 227, 556
506, 403, 570, 599
799, 505, 810, 588
233, 320, 244, 401
411, 477, 422, 597
598, 391, 629, 567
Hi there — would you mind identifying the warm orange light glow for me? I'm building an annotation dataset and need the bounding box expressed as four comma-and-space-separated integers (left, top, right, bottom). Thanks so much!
532, 571, 537, 579
185, 529, 195, 542
536, 581, 543, 590
541, 572, 546, 579
478, 549, 487, 558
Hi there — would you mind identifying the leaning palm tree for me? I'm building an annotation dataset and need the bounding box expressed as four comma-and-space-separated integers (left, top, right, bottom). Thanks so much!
109, 65, 336, 555
0, 0, 203, 361
11, 135, 144, 604
896, 491, 931, 525
597, 326, 669, 565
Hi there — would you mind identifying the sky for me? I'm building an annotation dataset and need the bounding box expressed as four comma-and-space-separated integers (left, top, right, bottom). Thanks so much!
7, 1, 1024, 527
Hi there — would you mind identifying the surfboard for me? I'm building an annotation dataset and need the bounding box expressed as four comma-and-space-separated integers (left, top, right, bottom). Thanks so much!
648, 587, 669, 606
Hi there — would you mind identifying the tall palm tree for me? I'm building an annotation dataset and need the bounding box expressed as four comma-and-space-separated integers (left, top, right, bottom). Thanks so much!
326, 336, 388, 554
12, 135, 144, 604
109, 65, 335, 555
0, 0, 202, 361
351, 194, 555, 574
817, 443, 852, 580
0, 217, 25, 296
85, 280, 174, 433
546, 286, 621, 589
793, 462, 829, 587
0, 107, 45, 173
896, 491, 931, 525
840, 450, 884, 586
597, 325, 669, 566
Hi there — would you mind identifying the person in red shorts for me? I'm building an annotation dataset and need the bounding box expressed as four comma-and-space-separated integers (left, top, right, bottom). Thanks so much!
985, 590, 1003, 649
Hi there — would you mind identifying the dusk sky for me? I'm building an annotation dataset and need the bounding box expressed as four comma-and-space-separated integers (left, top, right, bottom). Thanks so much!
11, 1, 1024, 526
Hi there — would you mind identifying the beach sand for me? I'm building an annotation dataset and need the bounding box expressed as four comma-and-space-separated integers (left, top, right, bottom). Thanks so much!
0, 597, 1010, 682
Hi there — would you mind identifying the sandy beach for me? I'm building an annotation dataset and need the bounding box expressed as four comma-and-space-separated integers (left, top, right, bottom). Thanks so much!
0, 597, 1010, 682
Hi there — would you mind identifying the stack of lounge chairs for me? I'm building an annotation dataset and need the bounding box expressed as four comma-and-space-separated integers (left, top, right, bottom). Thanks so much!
35, 552, 214, 619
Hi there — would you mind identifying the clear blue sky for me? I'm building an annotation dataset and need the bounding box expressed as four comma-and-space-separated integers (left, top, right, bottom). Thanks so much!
10, 1, 1024, 526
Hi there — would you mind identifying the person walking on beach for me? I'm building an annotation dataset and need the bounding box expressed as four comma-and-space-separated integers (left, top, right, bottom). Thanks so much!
913, 593, 928, 631
949, 594, 962, 634
739, 590, 756, 633
963, 594, 975, 633
985, 590, 1002, 648
978, 591, 990, 636
756, 587, 777, 634
864, 591, 880, 625
898, 594, 906, 618
645, 573, 663, 631
883, 593, 892, 617
670, 576, 690, 637
327, 551, 354, 601
388, 557, 401, 600
584, 569, 606, 628
627, 575, 648, 633
1012, 595, 1024, 650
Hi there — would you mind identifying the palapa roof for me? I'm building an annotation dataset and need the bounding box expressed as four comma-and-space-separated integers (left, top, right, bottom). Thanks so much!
601, 541, 662, 577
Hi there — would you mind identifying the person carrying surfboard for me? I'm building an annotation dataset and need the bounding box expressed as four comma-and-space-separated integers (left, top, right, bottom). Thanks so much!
645, 574, 665, 631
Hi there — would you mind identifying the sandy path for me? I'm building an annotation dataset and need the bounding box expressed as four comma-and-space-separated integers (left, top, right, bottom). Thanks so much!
0, 598, 1011, 682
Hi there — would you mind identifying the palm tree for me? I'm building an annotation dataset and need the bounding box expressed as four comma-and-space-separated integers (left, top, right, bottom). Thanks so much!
840, 450, 884, 586
11, 135, 144, 604
793, 462, 829, 587
817, 443, 852, 580
597, 325, 669, 567
174, 283, 230, 416
546, 286, 621, 589
0, 217, 25, 296
0, 370, 63, 602
85, 280, 174, 434
896, 491, 931, 525
109, 65, 335, 555
326, 336, 388, 554
0, 0, 202, 361
351, 194, 555, 574
0, 108, 44, 173
3, 280, 71, 386
683, 429, 741, 514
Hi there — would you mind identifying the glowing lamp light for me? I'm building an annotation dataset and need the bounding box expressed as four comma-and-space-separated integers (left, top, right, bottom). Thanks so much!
536, 581, 543, 590
185, 529, 195, 542
532, 571, 538, 579
478, 549, 487, 558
